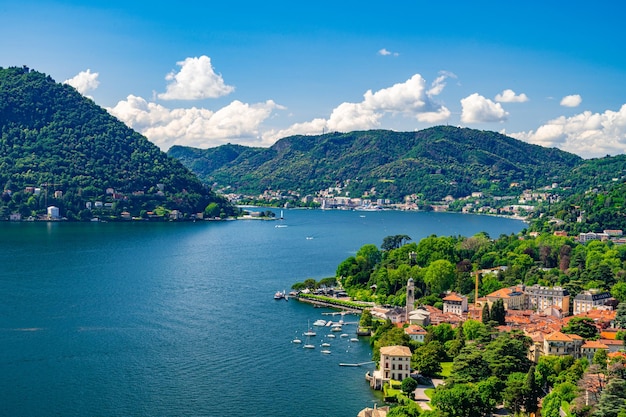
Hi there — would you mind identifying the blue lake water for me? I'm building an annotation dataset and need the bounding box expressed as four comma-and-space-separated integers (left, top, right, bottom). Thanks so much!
0, 209, 525, 416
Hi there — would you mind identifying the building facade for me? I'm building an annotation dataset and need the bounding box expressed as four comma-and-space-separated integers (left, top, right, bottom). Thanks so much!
573, 290, 612, 315
525, 285, 570, 314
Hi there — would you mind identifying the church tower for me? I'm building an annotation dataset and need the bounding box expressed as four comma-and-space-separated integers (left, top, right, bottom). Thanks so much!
406, 278, 415, 322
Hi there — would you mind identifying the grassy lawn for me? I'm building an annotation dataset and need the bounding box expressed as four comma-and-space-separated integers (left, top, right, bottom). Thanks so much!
439, 362, 453, 378
424, 388, 435, 399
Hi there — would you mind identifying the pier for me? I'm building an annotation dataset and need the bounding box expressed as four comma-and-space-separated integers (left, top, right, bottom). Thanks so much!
339, 361, 375, 367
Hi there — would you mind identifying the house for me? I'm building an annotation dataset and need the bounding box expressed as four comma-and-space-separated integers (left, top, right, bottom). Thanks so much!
525, 285, 570, 314
120, 211, 132, 220
442, 292, 468, 315
543, 331, 583, 358
581, 340, 609, 361
371, 306, 406, 324
573, 290, 613, 315
407, 308, 431, 327
486, 287, 526, 310
47, 206, 60, 219
368, 345, 412, 390
9, 213, 21, 221
405, 325, 427, 343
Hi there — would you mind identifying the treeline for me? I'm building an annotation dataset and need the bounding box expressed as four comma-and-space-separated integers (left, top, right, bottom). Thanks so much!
337, 233, 626, 311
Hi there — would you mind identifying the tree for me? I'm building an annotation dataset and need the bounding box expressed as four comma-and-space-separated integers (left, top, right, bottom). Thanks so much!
615, 303, 626, 329
593, 348, 609, 370
387, 401, 422, 417
562, 316, 599, 340
481, 303, 491, 324
401, 377, 418, 398
503, 372, 527, 414
523, 365, 540, 414
431, 383, 484, 417
612, 284, 626, 304
450, 346, 491, 384
359, 309, 373, 328
594, 377, 626, 417
412, 341, 444, 377
424, 259, 456, 295
489, 299, 506, 325
381, 235, 412, 251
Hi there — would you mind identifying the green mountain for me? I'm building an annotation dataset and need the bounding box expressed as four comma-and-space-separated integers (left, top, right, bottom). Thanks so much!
168, 127, 583, 200
0, 66, 237, 220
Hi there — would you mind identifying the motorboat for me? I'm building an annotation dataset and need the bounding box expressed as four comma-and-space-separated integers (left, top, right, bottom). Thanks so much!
321, 350, 331, 354
327, 334, 336, 338
292, 338, 302, 344
350, 338, 359, 342
313, 319, 327, 327
321, 342, 331, 347
274, 290, 285, 300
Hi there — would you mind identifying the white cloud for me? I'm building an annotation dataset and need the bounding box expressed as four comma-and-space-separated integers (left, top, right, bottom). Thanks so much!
63, 69, 100, 95
108, 95, 282, 150
460, 93, 508, 123
378, 48, 399, 57
495, 89, 529, 103
510, 104, 626, 158
560, 94, 582, 107
157, 56, 234, 100
263, 74, 451, 142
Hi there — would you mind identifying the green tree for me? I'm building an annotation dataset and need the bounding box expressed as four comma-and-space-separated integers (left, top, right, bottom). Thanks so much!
387, 401, 422, 417
612, 283, 626, 304
359, 309, 373, 328
450, 346, 491, 384
593, 348, 609, 370
481, 303, 491, 325
381, 235, 412, 251
424, 259, 456, 295
594, 377, 626, 417
489, 299, 506, 325
562, 316, 599, 340
523, 365, 541, 414
412, 341, 444, 377
401, 377, 418, 398
615, 303, 626, 329
503, 372, 527, 414
431, 383, 484, 417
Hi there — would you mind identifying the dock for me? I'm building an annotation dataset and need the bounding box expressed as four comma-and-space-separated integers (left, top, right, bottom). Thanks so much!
339, 361, 375, 367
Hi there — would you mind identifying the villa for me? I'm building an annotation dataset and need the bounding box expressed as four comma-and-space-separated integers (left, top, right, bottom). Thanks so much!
368, 345, 412, 390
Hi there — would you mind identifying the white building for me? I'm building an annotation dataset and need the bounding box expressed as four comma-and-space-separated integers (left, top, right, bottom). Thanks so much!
368, 345, 412, 389
442, 292, 468, 315
573, 290, 612, 315
47, 206, 60, 219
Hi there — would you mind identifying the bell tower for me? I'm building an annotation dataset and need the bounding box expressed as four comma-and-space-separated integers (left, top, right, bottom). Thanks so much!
406, 278, 415, 322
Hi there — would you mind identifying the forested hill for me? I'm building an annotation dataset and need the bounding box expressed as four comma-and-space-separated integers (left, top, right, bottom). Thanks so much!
0, 66, 236, 220
168, 127, 583, 200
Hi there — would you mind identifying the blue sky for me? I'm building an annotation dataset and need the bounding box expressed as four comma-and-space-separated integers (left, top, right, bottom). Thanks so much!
2, 0, 626, 158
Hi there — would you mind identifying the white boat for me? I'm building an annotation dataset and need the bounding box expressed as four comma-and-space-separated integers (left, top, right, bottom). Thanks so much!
321, 342, 331, 347
340, 333, 349, 338
327, 334, 336, 338
274, 290, 285, 300
321, 349, 331, 354
292, 338, 302, 344
331, 326, 342, 332
303, 321, 316, 337
303, 344, 315, 349
313, 319, 327, 327
350, 338, 359, 342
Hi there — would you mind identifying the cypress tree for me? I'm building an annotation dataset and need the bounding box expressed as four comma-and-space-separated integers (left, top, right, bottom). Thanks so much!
482, 303, 491, 324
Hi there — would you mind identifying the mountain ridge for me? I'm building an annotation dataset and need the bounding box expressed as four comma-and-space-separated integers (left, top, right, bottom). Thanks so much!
168, 127, 583, 200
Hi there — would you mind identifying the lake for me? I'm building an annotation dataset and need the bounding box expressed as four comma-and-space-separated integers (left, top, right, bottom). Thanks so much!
0, 209, 525, 416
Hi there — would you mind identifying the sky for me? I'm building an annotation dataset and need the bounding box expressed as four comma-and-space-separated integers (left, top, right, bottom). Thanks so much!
2, 0, 626, 158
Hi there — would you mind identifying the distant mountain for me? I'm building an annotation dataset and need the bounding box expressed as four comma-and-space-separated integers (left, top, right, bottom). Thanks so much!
0, 66, 237, 220
168, 127, 583, 200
